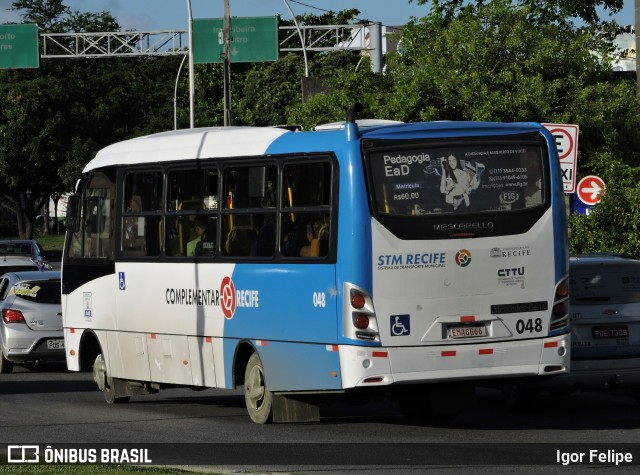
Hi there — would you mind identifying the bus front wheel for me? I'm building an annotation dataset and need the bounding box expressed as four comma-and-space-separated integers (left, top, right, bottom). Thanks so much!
93, 354, 130, 404
244, 352, 273, 424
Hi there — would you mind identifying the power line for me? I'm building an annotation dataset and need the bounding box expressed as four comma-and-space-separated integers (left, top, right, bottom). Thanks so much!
288, 0, 405, 31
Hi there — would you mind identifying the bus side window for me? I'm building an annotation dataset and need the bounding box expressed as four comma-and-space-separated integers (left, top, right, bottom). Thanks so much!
281, 161, 331, 258
166, 167, 218, 258
222, 164, 277, 258
122, 170, 162, 257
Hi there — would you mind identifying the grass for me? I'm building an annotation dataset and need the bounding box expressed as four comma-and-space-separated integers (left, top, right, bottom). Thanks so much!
33, 234, 66, 252
0, 465, 218, 474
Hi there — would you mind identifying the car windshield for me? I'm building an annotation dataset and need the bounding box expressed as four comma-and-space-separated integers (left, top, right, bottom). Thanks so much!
0, 242, 32, 256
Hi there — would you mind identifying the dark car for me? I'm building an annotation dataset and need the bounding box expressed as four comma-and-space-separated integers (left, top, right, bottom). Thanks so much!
0, 270, 63, 373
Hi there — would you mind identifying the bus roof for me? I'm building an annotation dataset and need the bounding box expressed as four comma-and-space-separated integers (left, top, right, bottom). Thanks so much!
83, 121, 548, 172
84, 126, 290, 172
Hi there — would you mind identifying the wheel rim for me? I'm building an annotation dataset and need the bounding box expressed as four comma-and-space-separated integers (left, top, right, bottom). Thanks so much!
246, 364, 266, 410
93, 354, 107, 390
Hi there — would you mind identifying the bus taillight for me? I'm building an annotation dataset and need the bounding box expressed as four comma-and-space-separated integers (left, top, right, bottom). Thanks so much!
353, 314, 370, 329
550, 277, 570, 331
555, 281, 569, 298
350, 292, 366, 309
344, 284, 380, 342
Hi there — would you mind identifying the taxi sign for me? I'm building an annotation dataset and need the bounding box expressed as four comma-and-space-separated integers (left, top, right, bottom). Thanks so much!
543, 123, 579, 193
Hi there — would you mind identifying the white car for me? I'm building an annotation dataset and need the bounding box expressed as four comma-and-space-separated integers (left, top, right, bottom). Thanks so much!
0, 270, 63, 373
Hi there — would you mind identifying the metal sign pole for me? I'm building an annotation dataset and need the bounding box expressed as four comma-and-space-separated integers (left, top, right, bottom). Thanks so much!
223, 0, 232, 126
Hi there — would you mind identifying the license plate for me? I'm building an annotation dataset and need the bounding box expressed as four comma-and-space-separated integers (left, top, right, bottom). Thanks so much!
47, 339, 65, 350
592, 325, 629, 339
447, 324, 487, 339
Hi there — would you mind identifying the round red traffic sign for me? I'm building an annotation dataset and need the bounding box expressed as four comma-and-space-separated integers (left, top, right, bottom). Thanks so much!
547, 127, 574, 160
576, 175, 605, 206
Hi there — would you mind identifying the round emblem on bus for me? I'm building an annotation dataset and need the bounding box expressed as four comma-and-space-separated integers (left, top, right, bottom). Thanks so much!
220, 276, 236, 319
455, 249, 472, 267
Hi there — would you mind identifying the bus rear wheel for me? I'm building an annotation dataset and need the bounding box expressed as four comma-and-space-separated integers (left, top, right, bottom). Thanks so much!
0, 341, 13, 374
93, 354, 130, 404
244, 352, 273, 424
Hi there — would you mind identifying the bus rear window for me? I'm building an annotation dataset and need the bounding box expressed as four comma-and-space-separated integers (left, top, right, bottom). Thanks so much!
365, 139, 547, 217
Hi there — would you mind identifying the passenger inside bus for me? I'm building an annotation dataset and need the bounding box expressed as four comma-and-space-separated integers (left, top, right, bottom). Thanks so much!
300, 220, 329, 257
187, 216, 209, 256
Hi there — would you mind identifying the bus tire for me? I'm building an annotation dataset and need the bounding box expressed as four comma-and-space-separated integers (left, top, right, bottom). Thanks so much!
93, 354, 130, 404
0, 341, 14, 374
244, 352, 273, 424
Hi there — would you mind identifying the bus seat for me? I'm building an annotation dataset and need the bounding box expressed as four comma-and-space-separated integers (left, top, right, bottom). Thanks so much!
225, 226, 257, 256
309, 224, 328, 257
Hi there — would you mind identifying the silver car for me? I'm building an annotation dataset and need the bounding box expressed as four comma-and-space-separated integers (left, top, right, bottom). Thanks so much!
502, 253, 640, 406
0, 270, 63, 373
566, 253, 640, 399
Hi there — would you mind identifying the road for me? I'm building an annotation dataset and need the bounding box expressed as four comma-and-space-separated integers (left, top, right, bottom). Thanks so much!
1, 363, 640, 473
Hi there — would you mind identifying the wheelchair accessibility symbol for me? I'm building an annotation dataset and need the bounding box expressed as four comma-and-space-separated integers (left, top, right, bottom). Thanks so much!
390, 314, 410, 336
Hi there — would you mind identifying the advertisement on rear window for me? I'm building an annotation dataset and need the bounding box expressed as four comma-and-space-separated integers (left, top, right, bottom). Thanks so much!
368, 144, 545, 216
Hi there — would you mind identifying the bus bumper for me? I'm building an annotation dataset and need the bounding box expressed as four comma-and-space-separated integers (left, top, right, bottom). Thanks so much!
339, 333, 570, 388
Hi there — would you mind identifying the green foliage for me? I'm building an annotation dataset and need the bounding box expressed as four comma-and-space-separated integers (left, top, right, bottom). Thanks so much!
414, 0, 624, 27
569, 169, 640, 257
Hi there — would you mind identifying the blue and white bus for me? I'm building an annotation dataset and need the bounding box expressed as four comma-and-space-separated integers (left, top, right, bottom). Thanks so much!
62, 108, 570, 423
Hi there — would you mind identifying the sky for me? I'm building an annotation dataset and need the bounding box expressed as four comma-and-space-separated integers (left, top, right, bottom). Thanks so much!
0, 0, 636, 30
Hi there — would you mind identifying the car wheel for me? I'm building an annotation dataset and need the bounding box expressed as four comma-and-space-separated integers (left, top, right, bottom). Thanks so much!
0, 340, 14, 374
244, 352, 273, 424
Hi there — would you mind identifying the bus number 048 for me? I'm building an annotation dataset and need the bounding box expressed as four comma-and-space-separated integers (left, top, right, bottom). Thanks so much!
313, 292, 326, 308
516, 318, 542, 334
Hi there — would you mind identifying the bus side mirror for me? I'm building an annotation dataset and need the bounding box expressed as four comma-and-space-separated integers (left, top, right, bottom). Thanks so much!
66, 195, 81, 234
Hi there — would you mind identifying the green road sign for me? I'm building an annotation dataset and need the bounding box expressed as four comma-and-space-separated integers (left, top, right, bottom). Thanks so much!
0, 23, 39, 69
193, 16, 278, 64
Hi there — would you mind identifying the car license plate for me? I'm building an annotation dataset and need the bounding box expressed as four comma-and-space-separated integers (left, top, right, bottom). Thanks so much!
447, 324, 487, 339
47, 339, 65, 350
592, 325, 629, 339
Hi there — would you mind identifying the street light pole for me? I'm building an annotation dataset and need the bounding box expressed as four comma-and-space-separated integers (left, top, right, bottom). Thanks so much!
282, 0, 308, 78
223, 0, 231, 126
174, 54, 188, 130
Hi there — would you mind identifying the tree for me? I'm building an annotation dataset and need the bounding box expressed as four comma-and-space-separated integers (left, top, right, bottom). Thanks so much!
0, 0, 180, 238
568, 162, 640, 256
193, 9, 365, 128
413, 0, 624, 27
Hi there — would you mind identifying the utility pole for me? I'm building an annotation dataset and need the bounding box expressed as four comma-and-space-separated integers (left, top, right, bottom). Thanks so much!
223, 0, 231, 126
636, 0, 639, 96
187, 0, 195, 128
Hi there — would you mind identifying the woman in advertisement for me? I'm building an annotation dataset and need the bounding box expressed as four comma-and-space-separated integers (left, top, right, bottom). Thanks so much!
440, 153, 471, 211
